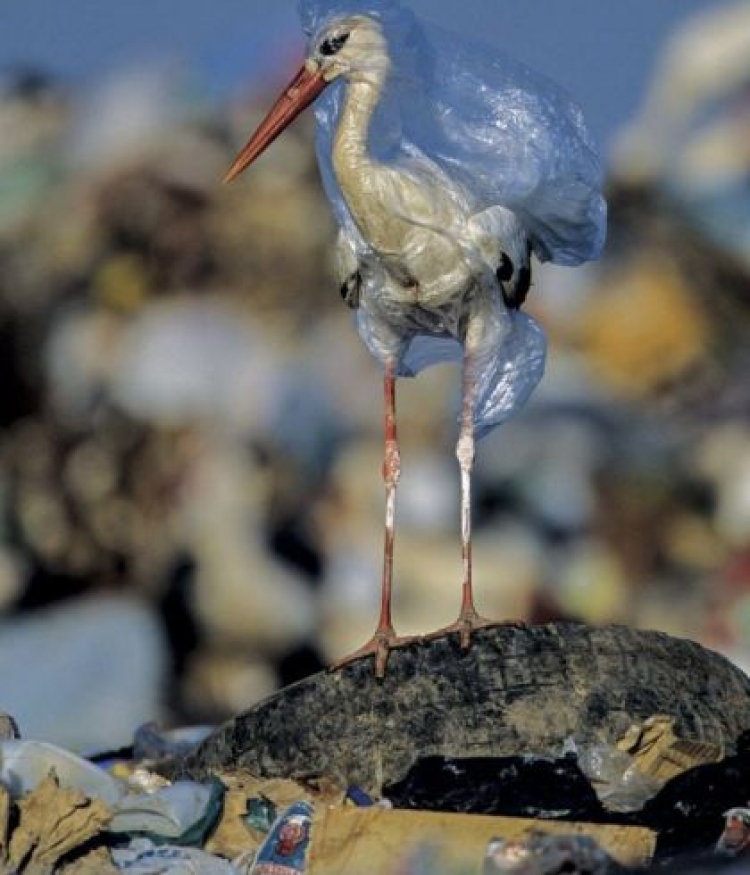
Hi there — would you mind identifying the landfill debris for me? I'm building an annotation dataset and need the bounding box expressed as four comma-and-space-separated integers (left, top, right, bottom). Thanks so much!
244, 795, 277, 833
482, 833, 617, 874
115, 766, 172, 795
308, 807, 655, 874
205, 773, 343, 862
716, 807, 750, 858
616, 716, 724, 783
111, 837, 238, 874
637, 735, 750, 859
0, 740, 125, 806
575, 743, 664, 814
250, 800, 313, 874
384, 755, 606, 821
7, 772, 112, 874
611, 2, 750, 271
2, 716, 750, 872
344, 786, 374, 807
0, 738, 226, 847
60, 844, 120, 875
108, 777, 225, 845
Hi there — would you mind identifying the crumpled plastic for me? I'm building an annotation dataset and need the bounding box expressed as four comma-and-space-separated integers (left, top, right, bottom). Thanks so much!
0, 739, 125, 807
112, 837, 239, 874
0, 739, 225, 845
572, 742, 663, 814
110, 777, 225, 845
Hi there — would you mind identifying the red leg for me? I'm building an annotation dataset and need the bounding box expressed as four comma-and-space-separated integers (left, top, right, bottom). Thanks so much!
331, 363, 420, 678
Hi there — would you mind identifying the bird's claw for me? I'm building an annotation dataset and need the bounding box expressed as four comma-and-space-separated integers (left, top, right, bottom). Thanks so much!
427, 612, 526, 649
330, 628, 422, 679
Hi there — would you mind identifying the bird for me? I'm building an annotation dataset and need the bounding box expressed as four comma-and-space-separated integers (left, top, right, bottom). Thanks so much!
224, 0, 606, 678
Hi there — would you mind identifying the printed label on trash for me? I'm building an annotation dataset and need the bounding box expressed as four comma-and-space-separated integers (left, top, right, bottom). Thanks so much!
251, 800, 313, 874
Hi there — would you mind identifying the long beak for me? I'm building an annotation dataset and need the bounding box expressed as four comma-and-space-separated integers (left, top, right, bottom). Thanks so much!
224, 63, 328, 183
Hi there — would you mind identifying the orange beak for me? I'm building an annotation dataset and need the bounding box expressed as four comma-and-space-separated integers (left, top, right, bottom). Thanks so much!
224, 63, 328, 183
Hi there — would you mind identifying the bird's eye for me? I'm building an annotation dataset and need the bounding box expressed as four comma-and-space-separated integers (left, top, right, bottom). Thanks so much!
320, 33, 350, 56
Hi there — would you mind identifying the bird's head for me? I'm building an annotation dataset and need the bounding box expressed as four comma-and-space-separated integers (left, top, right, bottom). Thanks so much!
311, 16, 389, 85
224, 14, 388, 183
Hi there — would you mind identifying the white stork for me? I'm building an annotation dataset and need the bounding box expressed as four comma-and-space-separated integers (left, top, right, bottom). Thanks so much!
225, 0, 606, 677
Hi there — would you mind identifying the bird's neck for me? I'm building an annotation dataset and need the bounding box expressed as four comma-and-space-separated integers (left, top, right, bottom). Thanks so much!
332, 68, 405, 255
333, 76, 383, 173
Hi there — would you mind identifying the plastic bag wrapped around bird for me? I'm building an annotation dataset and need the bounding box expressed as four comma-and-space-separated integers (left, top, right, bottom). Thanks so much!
227, 0, 606, 437
296, 0, 606, 436
301, 0, 606, 266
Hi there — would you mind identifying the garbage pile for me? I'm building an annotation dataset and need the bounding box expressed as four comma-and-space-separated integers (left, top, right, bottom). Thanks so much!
5, 709, 750, 874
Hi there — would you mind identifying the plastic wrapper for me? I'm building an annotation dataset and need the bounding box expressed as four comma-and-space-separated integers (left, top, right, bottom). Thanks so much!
250, 800, 313, 874
0, 740, 125, 807
295, 0, 604, 436
109, 778, 225, 845
112, 837, 239, 874
575, 743, 663, 814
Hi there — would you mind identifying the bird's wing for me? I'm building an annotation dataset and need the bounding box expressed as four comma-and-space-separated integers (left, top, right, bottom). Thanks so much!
302, 0, 606, 267
467, 205, 532, 309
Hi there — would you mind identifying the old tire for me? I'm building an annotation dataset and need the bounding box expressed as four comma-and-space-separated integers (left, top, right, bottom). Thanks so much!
175, 623, 750, 793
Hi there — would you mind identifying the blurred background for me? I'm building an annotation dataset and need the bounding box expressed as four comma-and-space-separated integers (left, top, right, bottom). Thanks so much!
0, 0, 748, 752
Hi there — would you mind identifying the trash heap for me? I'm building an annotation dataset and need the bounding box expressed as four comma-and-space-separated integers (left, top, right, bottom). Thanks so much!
4, 705, 750, 874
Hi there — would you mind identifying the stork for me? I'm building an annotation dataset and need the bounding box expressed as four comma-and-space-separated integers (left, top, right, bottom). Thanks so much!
225, 0, 606, 677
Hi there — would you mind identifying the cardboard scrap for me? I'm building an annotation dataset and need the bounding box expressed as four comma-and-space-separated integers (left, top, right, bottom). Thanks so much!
7, 772, 112, 875
617, 715, 723, 782
309, 808, 656, 875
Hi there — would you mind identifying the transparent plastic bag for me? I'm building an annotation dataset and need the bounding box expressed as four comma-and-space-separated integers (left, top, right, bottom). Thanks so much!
575, 743, 663, 814
300, 0, 606, 266
296, 0, 604, 435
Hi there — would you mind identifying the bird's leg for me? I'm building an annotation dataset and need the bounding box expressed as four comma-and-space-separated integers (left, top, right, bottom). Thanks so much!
330, 362, 418, 678
377, 361, 400, 644
456, 354, 495, 646
427, 349, 496, 649
457, 373, 477, 638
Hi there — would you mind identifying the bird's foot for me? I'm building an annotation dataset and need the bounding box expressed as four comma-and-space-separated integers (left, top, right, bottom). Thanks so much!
329, 627, 422, 679
426, 611, 527, 650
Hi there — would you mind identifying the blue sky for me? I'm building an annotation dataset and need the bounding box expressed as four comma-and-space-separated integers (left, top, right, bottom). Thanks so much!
0, 0, 730, 155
